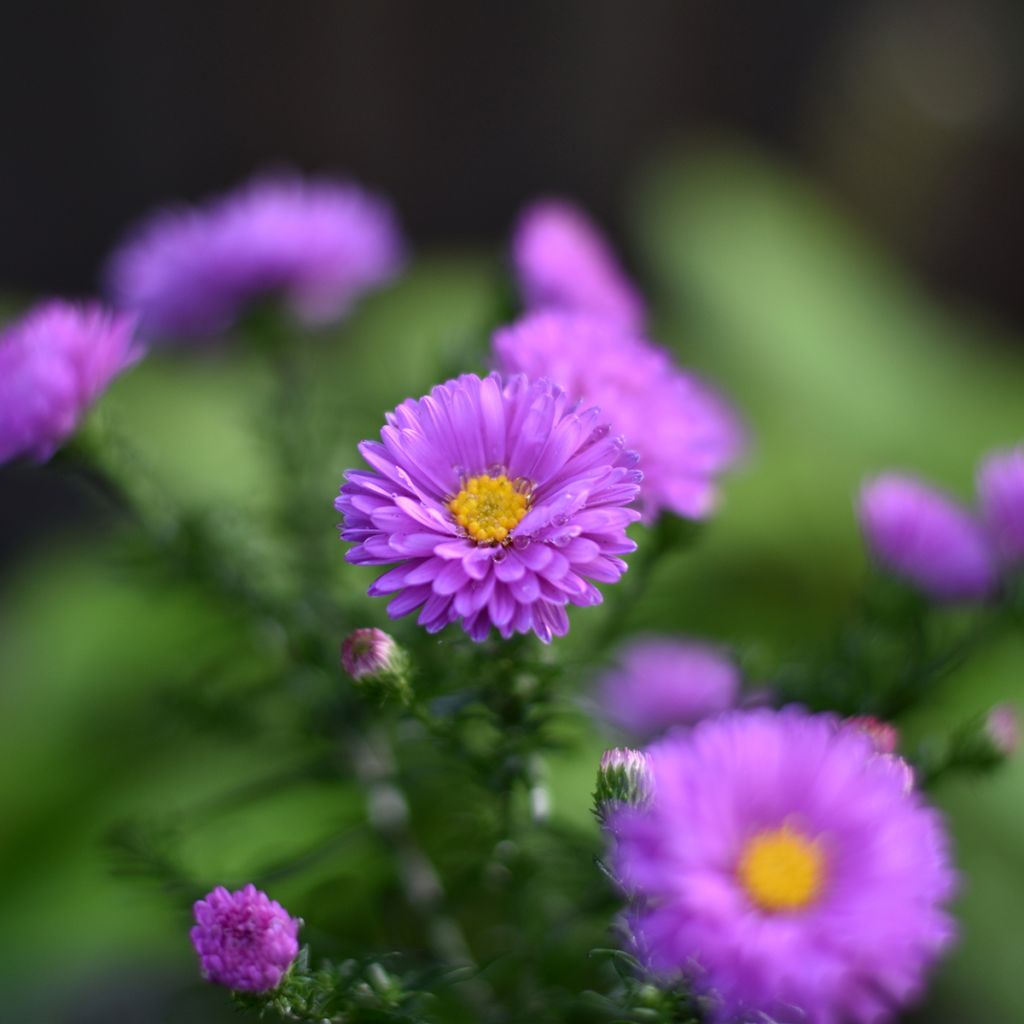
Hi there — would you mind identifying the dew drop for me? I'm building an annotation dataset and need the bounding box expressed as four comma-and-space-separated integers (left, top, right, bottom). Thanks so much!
553, 513, 570, 527
512, 534, 530, 550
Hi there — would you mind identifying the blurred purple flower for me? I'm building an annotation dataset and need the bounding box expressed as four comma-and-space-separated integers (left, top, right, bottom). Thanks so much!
106, 172, 405, 339
335, 372, 642, 643
511, 198, 646, 331
977, 445, 1024, 566
493, 312, 744, 521
858, 473, 998, 602
0, 300, 139, 465
191, 884, 300, 993
611, 709, 956, 1024
596, 637, 739, 738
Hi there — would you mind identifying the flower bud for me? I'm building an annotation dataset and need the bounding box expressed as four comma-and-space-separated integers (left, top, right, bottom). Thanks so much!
191, 884, 300, 992
593, 747, 653, 825
844, 715, 900, 754
985, 704, 1019, 758
858, 474, 997, 602
340, 628, 411, 705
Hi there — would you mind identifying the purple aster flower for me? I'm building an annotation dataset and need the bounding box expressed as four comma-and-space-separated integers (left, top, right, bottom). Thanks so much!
511, 198, 647, 332
596, 637, 740, 739
106, 172, 405, 339
858, 473, 998, 602
611, 709, 956, 1024
493, 313, 744, 522
977, 445, 1024, 566
335, 372, 642, 643
191, 884, 300, 993
0, 300, 140, 465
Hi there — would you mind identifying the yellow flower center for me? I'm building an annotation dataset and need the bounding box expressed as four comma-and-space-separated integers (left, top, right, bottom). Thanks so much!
448, 473, 531, 545
737, 825, 824, 912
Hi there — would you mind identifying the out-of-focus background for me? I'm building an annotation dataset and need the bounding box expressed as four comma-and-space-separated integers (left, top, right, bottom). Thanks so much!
1, 2, 1023, 1021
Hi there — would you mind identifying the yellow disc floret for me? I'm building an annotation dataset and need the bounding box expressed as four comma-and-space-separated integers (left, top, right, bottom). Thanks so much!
738, 825, 824, 912
448, 473, 530, 545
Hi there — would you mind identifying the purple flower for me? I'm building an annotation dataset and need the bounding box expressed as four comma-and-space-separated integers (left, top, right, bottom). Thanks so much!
335, 372, 642, 643
511, 199, 646, 332
596, 637, 739, 739
0, 301, 140, 465
191, 884, 300, 993
858, 473, 998, 602
977, 446, 1024, 566
493, 313, 743, 522
106, 172, 405, 339
611, 709, 956, 1024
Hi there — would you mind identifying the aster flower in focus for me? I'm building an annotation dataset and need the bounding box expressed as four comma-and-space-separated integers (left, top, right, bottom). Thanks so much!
191, 884, 300, 993
858, 473, 998, 602
493, 313, 744, 522
335, 372, 642, 643
596, 636, 739, 739
106, 172, 405, 339
611, 709, 956, 1024
511, 198, 647, 332
0, 300, 140, 465
977, 446, 1024, 566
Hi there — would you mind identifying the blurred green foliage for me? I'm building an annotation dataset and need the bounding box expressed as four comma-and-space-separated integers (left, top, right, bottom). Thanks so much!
2, 148, 1022, 1021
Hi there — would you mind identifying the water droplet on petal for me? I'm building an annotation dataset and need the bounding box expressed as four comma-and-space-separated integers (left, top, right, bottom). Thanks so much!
493, 547, 508, 563
512, 534, 530, 550
553, 513, 570, 527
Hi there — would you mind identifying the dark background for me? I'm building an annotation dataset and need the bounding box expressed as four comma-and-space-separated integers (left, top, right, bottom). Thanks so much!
1, 0, 1021, 323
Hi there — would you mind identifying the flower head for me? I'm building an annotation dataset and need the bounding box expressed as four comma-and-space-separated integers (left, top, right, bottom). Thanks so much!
611, 709, 956, 1024
335, 372, 642, 643
106, 172, 404, 339
596, 637, 740, 738
858, 473, 997, 602
191, 884, 300, 993
511, 199, 646, 332
977, 446, 1024, 566
493, 313, 743, 522
0, 301, 140, 464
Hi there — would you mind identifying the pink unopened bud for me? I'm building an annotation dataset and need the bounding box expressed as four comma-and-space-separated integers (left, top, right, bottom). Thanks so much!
594, 747, 654, 823
340, 628, 410, 704
986, 704, 1019, 757
341, 628, 397, 680
845, 715, 900, 755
